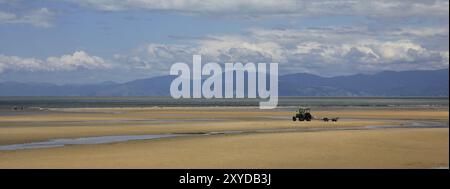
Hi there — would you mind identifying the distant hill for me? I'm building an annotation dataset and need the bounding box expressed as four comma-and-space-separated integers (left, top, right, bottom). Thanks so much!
0, 69, 448, 96
279, 69, 449, 96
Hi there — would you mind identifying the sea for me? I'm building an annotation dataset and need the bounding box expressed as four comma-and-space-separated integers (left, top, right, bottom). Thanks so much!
0, 96, 448, 110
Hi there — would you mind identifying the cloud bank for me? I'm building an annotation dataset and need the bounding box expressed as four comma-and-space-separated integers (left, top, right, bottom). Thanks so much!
71, 0, 449, 18
115, 26, 449, 76
0, 51, 111, 73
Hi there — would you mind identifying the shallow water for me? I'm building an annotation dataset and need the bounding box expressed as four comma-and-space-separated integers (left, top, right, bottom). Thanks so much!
0, 134, 184, 151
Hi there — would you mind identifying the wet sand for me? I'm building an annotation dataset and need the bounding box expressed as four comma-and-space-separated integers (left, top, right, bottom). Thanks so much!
0, 107, 448, 168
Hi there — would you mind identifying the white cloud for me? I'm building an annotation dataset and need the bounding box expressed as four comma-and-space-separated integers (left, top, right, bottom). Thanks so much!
389, 27, 449, 37
0, 51, 111, 73
247, 28, 448, 74
71, 0, 297, 14
197, 36, 285, 63
114, 44, 196, 71
46, 51, 110, 71
0, 11, 16, 21
70, 0, 449, 18
0, 8, 54, 28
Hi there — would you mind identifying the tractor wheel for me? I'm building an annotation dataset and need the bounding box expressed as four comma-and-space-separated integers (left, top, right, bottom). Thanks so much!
292, 117, 296, 121
305, 113, 312, 121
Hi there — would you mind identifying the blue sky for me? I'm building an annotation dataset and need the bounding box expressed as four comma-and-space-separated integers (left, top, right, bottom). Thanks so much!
0, 0, 448, 84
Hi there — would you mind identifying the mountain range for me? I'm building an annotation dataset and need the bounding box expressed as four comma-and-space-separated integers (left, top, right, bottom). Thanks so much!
0, 69, 448, 96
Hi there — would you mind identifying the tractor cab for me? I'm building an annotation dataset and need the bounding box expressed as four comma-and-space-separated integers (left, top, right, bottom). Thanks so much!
298, 108, 310, 114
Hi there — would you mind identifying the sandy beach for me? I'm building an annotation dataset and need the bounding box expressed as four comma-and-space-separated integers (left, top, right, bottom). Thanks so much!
0, 107, 448, 168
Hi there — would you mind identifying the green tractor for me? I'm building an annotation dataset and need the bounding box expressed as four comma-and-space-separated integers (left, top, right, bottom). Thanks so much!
292, 107, 313, 121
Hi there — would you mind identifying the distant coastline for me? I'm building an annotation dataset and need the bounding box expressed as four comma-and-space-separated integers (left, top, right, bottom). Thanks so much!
0, 96, 448, 110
